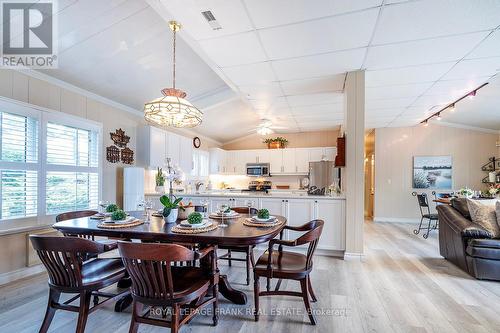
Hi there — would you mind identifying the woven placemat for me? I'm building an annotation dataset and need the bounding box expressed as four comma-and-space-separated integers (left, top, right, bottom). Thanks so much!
243, 218, 283, 227
97, 219, 144, 229
171, 223, 218, 234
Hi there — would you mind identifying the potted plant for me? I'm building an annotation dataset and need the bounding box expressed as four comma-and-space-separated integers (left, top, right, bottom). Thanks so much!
263, 137, 288, 149
155, 167, 165, 193
160, 195, 183, 223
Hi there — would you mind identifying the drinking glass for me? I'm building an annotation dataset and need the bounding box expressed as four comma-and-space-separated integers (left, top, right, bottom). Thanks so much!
200, 199, 209, 219
217, 203, 229, 228
245, 199, 254, 216
144, 199, 153, 223
99, 200, 109, 214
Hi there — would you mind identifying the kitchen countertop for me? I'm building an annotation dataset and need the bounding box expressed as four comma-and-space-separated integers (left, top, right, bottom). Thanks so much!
145, 190, 345, 200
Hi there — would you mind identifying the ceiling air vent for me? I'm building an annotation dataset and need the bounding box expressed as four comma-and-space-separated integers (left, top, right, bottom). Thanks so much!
201, 10, 222, 30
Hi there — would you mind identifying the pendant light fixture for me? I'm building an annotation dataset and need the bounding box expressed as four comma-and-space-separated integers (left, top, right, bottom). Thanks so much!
144, 21, 202, 128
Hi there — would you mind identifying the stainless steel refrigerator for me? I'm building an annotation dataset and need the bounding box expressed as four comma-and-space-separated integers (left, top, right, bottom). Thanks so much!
307, 161, 341, 195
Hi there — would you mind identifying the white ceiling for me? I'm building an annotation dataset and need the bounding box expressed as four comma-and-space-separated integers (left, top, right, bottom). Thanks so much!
31, 0, 500, 142
157, 0, 500, 132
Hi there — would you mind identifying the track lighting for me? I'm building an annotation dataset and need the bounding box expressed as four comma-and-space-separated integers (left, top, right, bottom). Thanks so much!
437, 113, 442, 120
468, 90, 476, 100
449, 104, 455, 112
423, 120, 429, 127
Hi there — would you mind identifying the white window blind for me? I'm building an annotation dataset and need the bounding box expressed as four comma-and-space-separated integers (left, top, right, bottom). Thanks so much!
45, 122, 99, 215
0, 111, 38, 219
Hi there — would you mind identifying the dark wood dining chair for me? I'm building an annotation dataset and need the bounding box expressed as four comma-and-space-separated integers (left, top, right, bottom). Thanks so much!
253, 219, 324, 325
56, 210, 118, 252
218, 206, 258, 285
412, 192, 439, 239
117, 241, 219, 333
30, 235, 129, 333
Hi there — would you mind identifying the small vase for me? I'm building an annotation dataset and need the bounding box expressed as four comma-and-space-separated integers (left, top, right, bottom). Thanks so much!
164, 208, 178, 224
155, 185, 164, 194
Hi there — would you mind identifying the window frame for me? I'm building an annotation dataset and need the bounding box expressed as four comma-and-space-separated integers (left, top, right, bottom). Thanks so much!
0, 97, 103, 231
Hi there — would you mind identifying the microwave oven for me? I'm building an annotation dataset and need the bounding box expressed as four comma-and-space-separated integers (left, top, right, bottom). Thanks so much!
246, 163, 270, 177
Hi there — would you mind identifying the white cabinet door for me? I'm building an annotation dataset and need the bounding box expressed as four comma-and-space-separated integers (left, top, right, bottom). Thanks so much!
324, 147, 337, 161
308, 148, 324, 162
282, 149, 296, 173
166, 132, 180, 166
268, 150, 283, 174
179, 136, 193, 173
255, 149, 269, 163
286, 199, 314, 244
234, 151, 248, 174
259, 198, 285, 217
181, 196, 208, 206
315, 200, 345, 251
295, 148, 309, 173
149, 126, 166, 168
209, 148, 225, 174
225, 151, 238, 174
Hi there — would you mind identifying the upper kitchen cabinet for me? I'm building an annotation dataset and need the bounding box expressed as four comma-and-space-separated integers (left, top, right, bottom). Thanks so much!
294, 148, 309, 173
209, 148, 227, 174
137, 125, 194, 173
309, 147, 337, 162
254, 149, 269, 163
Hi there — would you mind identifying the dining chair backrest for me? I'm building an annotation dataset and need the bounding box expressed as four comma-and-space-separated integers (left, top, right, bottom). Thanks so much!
412, 192, 431, 216
29, 235, 104, 288
56, 210, 99, 240
230, 206, 258, 214
118, 241, 200, 300
292, 220, 324, 270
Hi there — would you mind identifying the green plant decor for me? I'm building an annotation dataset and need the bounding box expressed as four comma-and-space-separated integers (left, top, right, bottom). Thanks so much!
111, 209, 127, 221
257, 208, 270, 219
160, 195, 183, 217
156, 167, 165, 186
187, 212, 203, 224
106, 204, 118, 213
263, 137, 289, 148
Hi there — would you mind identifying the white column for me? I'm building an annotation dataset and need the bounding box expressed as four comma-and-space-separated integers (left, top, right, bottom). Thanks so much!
343, 70, 365, 256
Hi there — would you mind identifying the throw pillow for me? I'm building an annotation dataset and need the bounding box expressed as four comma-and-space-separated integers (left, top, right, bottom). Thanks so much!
466, 199, 500, 238
451, 198, 471, 220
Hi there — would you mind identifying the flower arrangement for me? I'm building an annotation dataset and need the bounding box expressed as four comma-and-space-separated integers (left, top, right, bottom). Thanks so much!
263, 137, 289, 149
458, 187, 474, 198
486, 183, 500, 197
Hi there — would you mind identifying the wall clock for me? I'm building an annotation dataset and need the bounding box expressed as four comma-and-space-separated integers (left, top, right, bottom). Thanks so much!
193, 136, 201, 149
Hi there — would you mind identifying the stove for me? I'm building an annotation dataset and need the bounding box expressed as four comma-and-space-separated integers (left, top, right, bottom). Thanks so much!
243, 180, 272, 192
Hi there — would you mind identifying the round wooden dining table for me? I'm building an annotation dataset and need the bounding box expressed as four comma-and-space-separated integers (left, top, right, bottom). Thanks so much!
52, 211, 287, 310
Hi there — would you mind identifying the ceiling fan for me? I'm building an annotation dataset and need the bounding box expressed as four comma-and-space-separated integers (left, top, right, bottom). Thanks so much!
254, 119, 287, 135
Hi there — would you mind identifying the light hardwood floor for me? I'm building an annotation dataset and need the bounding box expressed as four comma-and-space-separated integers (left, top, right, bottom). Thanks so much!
1, 221, 500, 333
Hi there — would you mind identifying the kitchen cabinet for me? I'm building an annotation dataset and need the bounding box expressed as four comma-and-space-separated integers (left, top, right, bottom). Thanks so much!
225, 150, 247, 174
255, 149, 269, 163
324, 147, 337, 161
209, 148, 227, 174
166, 132, 180, 167
179, 136, 193, 173
308, 148, 325, 162
282, 149, 296, 173
295, 148, 309, 173
314, 199, 345, 251
259, 198, 286, 216
268, 150, 283, 174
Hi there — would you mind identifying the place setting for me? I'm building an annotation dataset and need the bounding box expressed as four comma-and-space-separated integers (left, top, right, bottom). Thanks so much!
171, 211, 218, 234
94, 202, 144, 229
243, 208, 283, 227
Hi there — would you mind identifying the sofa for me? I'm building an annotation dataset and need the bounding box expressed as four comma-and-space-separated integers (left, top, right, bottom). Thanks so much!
437, 199, 500, 281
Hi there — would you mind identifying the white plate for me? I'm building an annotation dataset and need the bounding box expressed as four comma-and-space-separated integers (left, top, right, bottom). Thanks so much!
251, 215, 277, 223
103, 216, 135, 224
180, 219, 212, 229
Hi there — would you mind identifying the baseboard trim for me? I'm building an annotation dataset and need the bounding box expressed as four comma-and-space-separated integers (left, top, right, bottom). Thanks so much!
373, 217, 420, 223
0, 264, 45, 286
253, 244, 345, 258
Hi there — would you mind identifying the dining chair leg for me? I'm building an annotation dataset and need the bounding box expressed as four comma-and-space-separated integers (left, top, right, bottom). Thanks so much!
274, 279, 282, 291
266, 277, 271, 292
307, 276, 317, 302
212, 283, 219, 326
128, 301, 141, 333
76, 291, 91, 333
300, 278, 316, 325
423, 218, 432, 239
227, 249, 232, 267
413, 217, 424, 235
39, 287, 61, 333
246, 250, 251, 286
253, 274, 260, 322
171, 304, 180, 333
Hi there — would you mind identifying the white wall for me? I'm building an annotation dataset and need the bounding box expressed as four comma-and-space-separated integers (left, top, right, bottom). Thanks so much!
374, 124, 498, 222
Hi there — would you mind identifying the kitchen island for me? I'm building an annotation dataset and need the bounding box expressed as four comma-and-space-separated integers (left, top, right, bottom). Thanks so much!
145, 191, 345, 257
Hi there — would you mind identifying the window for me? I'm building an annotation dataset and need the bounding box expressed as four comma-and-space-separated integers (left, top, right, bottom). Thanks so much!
45, 122, 100, 215
0, 111, 38, 219
0, 103, 101, 223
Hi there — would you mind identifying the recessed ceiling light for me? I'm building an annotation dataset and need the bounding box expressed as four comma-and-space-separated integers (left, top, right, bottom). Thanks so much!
201, 10, 222, 30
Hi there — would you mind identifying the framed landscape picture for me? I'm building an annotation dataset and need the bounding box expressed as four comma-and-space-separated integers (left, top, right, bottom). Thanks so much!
413, 156, 452, 189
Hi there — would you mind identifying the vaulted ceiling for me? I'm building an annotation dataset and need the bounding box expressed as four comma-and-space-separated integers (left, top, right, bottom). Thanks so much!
35, 0, 500, 142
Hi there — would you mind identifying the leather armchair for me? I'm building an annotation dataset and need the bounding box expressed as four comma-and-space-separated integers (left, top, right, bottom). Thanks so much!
437, 204, 500, 281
